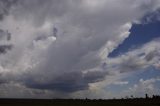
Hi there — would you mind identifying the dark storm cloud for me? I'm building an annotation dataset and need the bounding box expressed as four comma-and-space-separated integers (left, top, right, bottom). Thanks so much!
24, 70, 107, 92
25, 72, 88, 92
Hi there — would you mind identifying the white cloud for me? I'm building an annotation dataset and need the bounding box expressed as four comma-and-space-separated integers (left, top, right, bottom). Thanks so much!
113, 81, 129, 85
105, 38, 160, 74
85, 37, 160, 99
125, 78, 160, 97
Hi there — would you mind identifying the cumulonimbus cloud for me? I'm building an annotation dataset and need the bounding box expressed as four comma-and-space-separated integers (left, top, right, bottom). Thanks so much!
0, 0, 160, 98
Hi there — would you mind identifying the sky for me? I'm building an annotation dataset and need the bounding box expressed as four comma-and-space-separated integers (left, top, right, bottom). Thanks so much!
0, 0, 160, 99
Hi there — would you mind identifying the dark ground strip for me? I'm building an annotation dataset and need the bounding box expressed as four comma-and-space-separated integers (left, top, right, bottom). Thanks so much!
0, 98, 160, 106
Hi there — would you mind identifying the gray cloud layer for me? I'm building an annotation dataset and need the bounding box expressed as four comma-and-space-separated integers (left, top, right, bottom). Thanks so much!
0, 0, 160, 98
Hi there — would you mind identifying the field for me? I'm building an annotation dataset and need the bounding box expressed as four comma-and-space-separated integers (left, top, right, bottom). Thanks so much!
0, 98, 160, 106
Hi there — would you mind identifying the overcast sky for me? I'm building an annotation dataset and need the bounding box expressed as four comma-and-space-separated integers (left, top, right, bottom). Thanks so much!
0, 0, 160, 99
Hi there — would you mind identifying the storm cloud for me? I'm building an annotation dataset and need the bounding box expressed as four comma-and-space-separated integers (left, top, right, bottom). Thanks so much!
0, 0, 160, 98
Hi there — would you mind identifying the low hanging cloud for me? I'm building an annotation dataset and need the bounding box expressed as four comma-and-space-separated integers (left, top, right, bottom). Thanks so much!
122, 78, 160, 97
0, 0, 160, 98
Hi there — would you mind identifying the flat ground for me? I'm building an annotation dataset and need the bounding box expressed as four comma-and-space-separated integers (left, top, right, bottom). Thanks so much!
0, 98, 160, 106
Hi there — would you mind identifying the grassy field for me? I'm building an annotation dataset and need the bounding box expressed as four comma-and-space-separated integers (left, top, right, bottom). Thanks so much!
0, 98, 160, 106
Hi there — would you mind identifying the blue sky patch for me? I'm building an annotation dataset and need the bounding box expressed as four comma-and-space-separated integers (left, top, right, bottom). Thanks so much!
109, 21, 160, 57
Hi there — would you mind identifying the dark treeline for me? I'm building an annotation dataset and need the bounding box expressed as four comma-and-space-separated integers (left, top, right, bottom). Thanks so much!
0, 94, 160, 106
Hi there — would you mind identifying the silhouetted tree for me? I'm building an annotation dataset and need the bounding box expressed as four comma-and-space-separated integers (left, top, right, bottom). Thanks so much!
145, 93, 149, 99
130, 95, 134, 99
